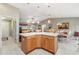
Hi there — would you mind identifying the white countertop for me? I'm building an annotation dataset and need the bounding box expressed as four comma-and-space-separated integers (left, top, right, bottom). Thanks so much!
20, 32, 59, 37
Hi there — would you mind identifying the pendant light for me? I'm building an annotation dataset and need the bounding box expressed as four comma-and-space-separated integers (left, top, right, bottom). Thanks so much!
48, 20, 51, 24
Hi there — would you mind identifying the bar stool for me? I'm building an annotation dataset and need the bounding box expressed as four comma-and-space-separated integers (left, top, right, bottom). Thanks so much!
74, 32, 79, 47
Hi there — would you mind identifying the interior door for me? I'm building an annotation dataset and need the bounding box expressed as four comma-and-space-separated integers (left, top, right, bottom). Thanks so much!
2, 21, 10, 39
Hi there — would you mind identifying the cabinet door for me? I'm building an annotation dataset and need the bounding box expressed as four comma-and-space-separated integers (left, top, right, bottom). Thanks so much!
48, 37, 58, 53
26, 35, 40, 53
41, 35, 48, 49
36, 35, 41, 48
21, 35, 41, 54
41, 36, 55, 53
21, 36, 27, 54
26, 37, 35, 52
47, 37, 54, 52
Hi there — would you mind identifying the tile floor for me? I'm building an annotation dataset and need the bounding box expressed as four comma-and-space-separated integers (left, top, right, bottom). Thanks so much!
0, 37, 24, 55
0, 37, 79, 55
28, 37, 79, 55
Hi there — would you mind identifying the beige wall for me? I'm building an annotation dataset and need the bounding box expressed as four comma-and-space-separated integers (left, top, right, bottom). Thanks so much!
2, 20, 10, 37
40, 17, 79, 35
0, 4, 19, 18
0, 17, 2, 48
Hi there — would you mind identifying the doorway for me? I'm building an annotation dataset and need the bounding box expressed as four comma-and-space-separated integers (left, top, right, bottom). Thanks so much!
2, 18, 16, 42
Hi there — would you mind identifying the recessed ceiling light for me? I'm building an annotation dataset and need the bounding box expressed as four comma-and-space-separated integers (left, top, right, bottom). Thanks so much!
32, 18, 34, 19
26, 3, 30, 5
48, 5, 51, 7
37, 6, 40, 8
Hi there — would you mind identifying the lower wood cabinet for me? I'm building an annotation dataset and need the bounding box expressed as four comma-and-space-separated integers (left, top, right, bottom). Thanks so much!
21, 36, 27, 54
41, 35, 57, 53
21, 35, 57, 54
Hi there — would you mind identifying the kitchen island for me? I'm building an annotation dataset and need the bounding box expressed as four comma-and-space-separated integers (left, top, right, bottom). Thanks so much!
20, 32, 58, 54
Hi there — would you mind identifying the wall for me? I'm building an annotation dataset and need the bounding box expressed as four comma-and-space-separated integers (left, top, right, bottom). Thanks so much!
0, 4, 19, 18
0, 16, 2, 48
0, 3, 20, 46
41, 17, 79, 35
2, 20, 10, 38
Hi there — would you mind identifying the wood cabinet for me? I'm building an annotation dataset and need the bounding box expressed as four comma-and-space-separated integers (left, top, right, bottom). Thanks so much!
21, 35, 57, 54
26, 35, 42, 52
26, 36, 36, 52
41, 35, 57, 53
21, 36, 27, 54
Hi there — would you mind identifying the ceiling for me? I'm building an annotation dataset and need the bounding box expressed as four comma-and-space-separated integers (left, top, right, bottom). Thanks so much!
9, 3, 79, 23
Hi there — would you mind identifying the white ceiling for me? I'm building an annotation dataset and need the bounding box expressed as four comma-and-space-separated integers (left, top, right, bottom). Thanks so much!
9, 3, 79, 23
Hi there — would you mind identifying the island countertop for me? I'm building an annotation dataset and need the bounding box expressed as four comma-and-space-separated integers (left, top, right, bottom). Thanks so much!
20, 32, 58, 54
20, 32, 59, 37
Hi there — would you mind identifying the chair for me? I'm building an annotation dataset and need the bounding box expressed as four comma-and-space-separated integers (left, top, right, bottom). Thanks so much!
58, 30, 71, 41
74, 32, 79, 45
